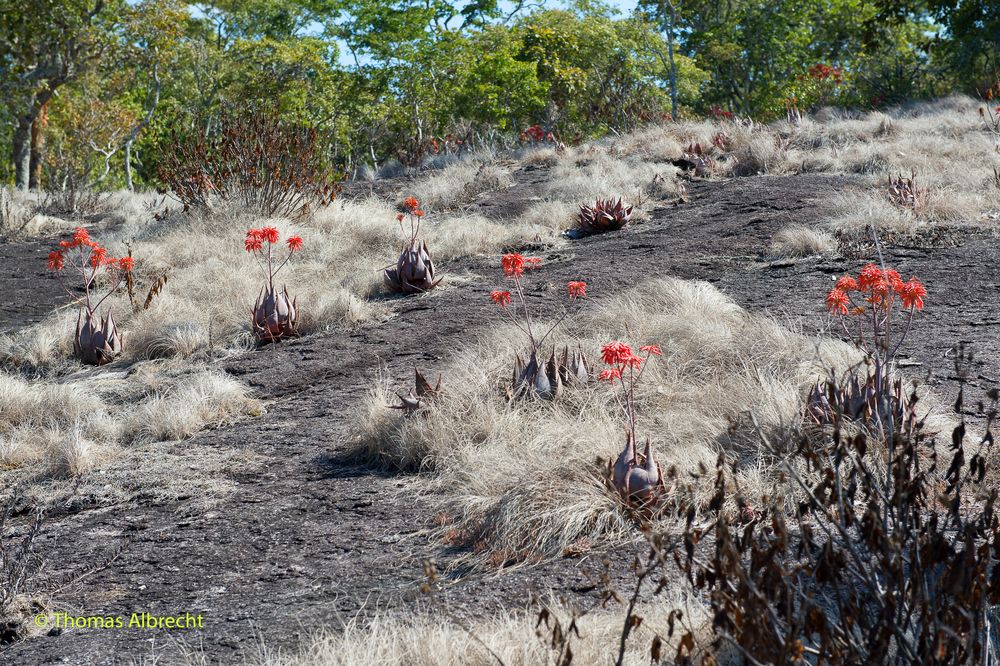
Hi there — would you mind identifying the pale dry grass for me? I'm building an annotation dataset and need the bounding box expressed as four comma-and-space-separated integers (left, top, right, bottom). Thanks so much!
354, 278, 859, 565
559, 95, 1000, 241
409, 156, 515, 211
0, 364, 260, 480
257, 594, 715, 666
770, 225, 836, 257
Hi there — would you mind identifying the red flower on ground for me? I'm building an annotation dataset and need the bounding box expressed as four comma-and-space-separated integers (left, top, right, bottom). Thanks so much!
826, 288, 850, 315
567, 281, 587, 299
118, 256, 134, 272
639, 344, 662, 356
403, 196, 419, 212
47, 250, 65, 270
490, 290, 512, 308
835, 275, 858, 292
287, 236, 303, 253
414, 209, 425, 218
502, 253, 526, 278
899, 278, 926, 310
260, 226, 280, 244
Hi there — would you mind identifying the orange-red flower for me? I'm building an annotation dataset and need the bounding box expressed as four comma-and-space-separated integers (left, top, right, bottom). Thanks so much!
490, 290, 512, 308
245, 229, 264, 252
835, 275, 858, 292
414, 209, 425, 218
884, 268, 903, 292
287, 235, 303, 252
640, 344, 662, 356
403, 196, 419, 212
899, 278, 926, 310
89, 246, 108, 268
567, 281, 587, 299
857, 264, 882, 291
261, 226, 280, 244
599, 367, 622, 383
602, 342, 634, 366
71, 227, 92, 248
118, 256, 134, 272
47, 250, 65, 270
826, 288, 850, 315
396, 213, 404, 222
502, 253, 526, 278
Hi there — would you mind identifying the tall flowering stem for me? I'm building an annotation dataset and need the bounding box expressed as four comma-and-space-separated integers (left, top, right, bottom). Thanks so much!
47, 226, 134, 313
824, 263, 926, 427
599, 343, 661, 444
245, 226, 303, 342
488, 253, 586, 352
244, 225, 303, 291
396, 196, 425, 244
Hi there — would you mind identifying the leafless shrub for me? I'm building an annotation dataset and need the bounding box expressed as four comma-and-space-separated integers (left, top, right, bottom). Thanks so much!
39, 183, 110, 219
158, 106, 340, 220
676, 366, 1000, 664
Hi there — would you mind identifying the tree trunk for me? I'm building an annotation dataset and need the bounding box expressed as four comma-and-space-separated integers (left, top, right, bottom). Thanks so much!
665, 0, 678, 121
124, 142, 134, 191
29, 101, 49, 190
13, 116, 32, 191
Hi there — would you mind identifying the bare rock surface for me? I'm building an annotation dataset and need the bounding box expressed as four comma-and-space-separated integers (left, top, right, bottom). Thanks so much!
3, 171, 998, 664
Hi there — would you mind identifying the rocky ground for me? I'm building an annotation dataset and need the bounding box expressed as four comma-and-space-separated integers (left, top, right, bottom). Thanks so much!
3, 169, 999, 664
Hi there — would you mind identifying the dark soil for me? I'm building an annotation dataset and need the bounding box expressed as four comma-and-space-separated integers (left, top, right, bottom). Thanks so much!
3, 169, 1000, 665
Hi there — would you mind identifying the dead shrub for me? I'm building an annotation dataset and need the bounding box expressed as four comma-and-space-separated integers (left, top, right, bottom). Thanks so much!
158, 106, 340, 220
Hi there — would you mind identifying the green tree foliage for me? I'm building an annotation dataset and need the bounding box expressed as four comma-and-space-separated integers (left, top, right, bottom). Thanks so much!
0, 0, 995, 189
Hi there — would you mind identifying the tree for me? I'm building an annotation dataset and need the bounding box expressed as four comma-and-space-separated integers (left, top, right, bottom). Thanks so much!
0, 0, 125, 189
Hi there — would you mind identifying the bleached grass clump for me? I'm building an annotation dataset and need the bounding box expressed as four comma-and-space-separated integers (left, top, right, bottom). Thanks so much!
409, 156, 514, 211
258, 595, 712, 666
545, 149, 673, 212
354, 278, 859, 564
770, 225, 836, 257
0, 365, 260, 477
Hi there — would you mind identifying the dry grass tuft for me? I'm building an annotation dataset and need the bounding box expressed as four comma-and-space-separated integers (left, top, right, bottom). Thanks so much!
353, 278, 859, 565
409, 157, 514, 211
257, 595, 712, 666
770, 225, 836, 257
0, 365, 260, 481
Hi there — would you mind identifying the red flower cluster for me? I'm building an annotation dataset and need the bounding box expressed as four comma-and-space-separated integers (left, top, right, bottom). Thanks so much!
245, 227, 302, 254
709, 106, 734, 120
567, 281, 587, 299
598, 342, 661, 383
826, 264, 926, 316
808, 63, 844, 83
401, 196, 425, 217
502, 253, 527, 278
520, 124, 555, 144
490, 290, 512, 308
47, 226, 133, 274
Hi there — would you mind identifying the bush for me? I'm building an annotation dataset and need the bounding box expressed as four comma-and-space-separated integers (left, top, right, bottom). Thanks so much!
679, 370, 1000, 664
158, 107, 340, 220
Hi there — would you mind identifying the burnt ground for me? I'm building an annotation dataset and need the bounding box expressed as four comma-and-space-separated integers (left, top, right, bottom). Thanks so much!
3, 169, 1000, 664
